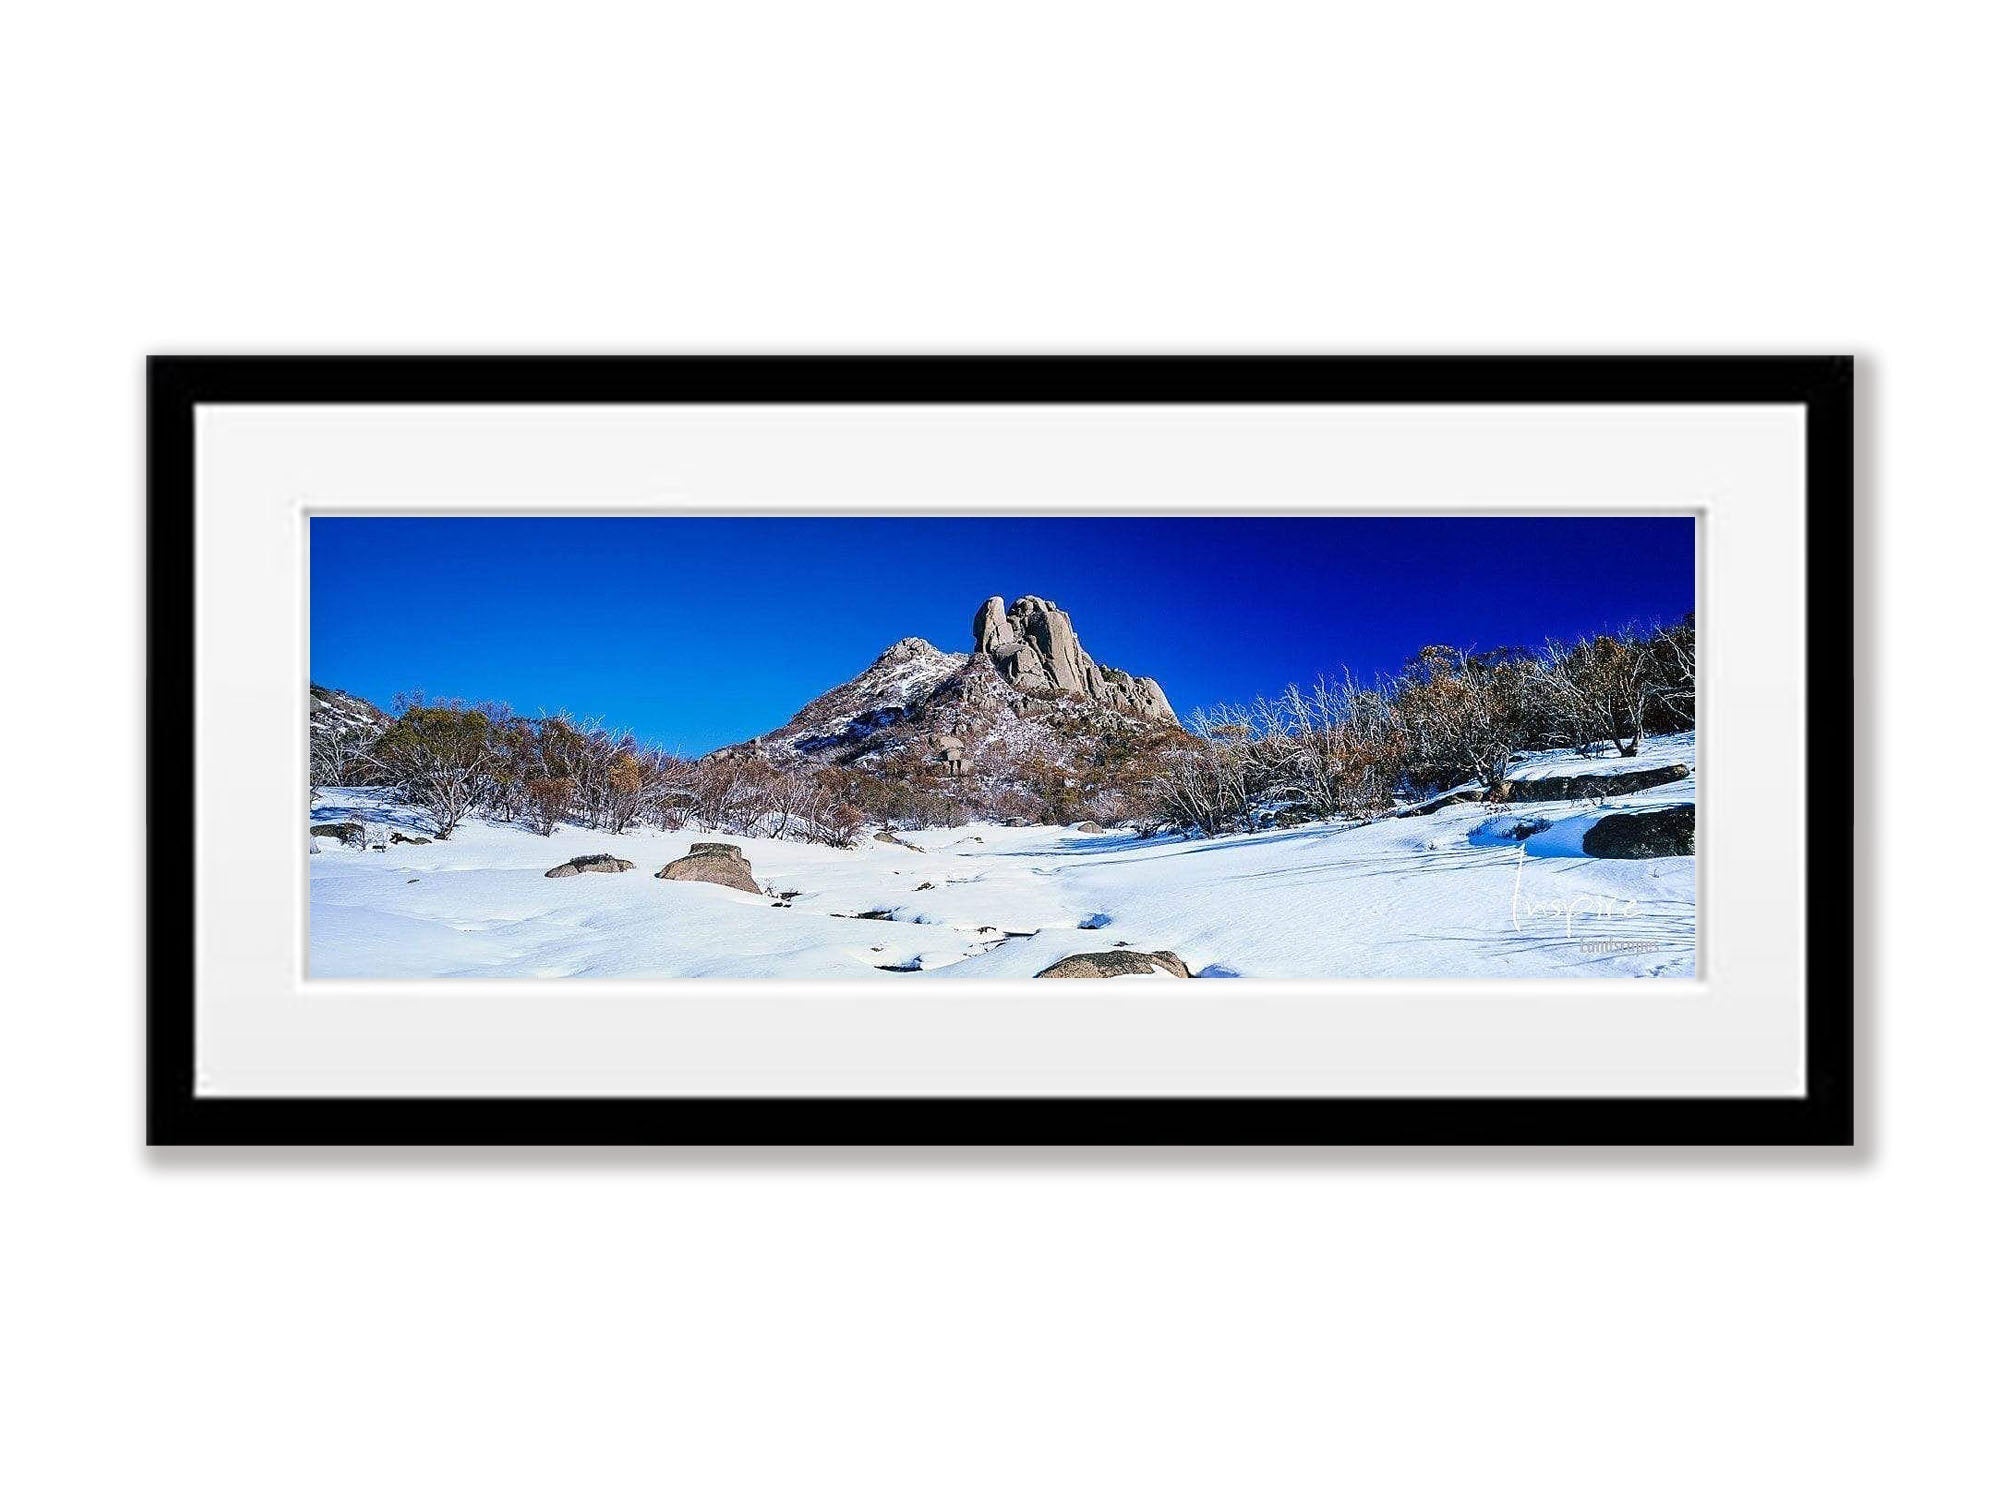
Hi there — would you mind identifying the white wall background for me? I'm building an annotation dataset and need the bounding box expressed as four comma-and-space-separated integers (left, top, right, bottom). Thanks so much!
0, 4, 1986, 1496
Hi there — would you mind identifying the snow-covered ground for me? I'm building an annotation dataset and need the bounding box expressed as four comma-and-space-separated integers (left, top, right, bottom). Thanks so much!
310, 733, 1696, 981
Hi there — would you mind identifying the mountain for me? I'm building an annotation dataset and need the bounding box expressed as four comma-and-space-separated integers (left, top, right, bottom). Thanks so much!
732, 595, 1182, 788
309, 595, 1181, 809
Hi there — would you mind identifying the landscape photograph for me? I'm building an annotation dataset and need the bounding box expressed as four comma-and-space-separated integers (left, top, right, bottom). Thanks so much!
308, 515, 1698, 981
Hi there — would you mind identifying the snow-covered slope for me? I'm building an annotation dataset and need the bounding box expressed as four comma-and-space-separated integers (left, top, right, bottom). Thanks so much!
757, 638, 967, 758
310, 733, 1696, 980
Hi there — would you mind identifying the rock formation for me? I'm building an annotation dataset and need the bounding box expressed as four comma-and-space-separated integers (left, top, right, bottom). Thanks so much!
970, 596, 1175, 723
736, 594, 1180, 799
1580, 803, 1697, 859
656, 841, 762, 893
1492, 763, 1691, 805
544, 854, 636, 877
1035, 949, 1192, 979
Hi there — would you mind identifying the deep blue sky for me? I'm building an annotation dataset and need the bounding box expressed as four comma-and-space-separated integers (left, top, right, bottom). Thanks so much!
311, 516, 1694, 752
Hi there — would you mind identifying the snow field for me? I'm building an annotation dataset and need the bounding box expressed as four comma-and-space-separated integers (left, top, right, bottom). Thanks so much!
311, 733, 1697, 981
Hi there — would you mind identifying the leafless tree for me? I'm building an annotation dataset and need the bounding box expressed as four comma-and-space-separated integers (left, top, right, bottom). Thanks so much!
1393, 646, 1537, 793
523, 775, 573, 836
308, 722, 375, 803
1534, 626, 1679, 759
1144, 706, 1260, 835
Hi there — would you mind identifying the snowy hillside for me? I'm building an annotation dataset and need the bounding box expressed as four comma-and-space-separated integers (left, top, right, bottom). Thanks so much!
758, 637, 968, 758
310, 732, 1697, 981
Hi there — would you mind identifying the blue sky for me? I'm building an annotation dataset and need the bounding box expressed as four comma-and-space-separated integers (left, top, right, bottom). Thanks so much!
310, 516, 1694, 753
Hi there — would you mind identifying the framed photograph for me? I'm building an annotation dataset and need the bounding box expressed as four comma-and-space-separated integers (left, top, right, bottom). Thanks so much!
148, 356, 1853, 1145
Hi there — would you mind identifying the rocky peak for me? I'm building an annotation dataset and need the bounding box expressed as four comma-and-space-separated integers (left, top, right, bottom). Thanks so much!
971, 595, 1176, 724
873, 636, 954, 669
760, 636, 968, 759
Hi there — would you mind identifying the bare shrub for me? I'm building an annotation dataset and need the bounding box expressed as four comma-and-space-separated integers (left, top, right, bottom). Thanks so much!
524, 775, 574, 837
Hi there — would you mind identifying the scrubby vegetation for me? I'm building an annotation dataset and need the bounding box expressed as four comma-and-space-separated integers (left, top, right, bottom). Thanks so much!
317, 695, 871, 846
1132, 616, 1695, 836
311, 616, 1693, 844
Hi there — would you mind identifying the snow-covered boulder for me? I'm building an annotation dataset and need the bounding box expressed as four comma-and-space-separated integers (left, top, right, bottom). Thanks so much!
1395, 788, 1487, 819
656, 842, 761, 894
1496, 762, 1691, 804
1035, 949, 1191, 979
1581, 803, 1696, 859
310, 821, 366, 848
545, 854, 636, 878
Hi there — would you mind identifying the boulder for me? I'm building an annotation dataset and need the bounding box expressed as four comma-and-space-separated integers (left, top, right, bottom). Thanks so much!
656, 842, 761, 894
545, 853, 636, 878
310, 821, 366, 848
1394, 789, 1487, 819
1035, 949, 1192, 979
1073, 820, 1104, 833
1396, 764, 1694, 817
390, 832, 432, 845
1496, 763, 1691, 804
1581, 803, 1696, 859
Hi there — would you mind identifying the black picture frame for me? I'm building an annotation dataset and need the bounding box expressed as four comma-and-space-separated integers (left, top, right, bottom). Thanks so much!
148, 355, 1854, 1146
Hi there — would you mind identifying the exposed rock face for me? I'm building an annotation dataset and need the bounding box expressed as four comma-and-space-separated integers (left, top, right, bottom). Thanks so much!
545, 853, 635, 877
971, 595, 1175, 723
733, 596, 1182, 811
1397, 763, 1694, 817
1494, 763, 1691, 804
932, 731, 970, 777
656, 842, 761, 893
1581, 803, 1696, 859
1035, 949, 1192, 979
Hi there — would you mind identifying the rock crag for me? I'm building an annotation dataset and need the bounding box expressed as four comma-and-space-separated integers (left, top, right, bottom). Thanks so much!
738, 594, 1182, 794
972, 596, 1175, 724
